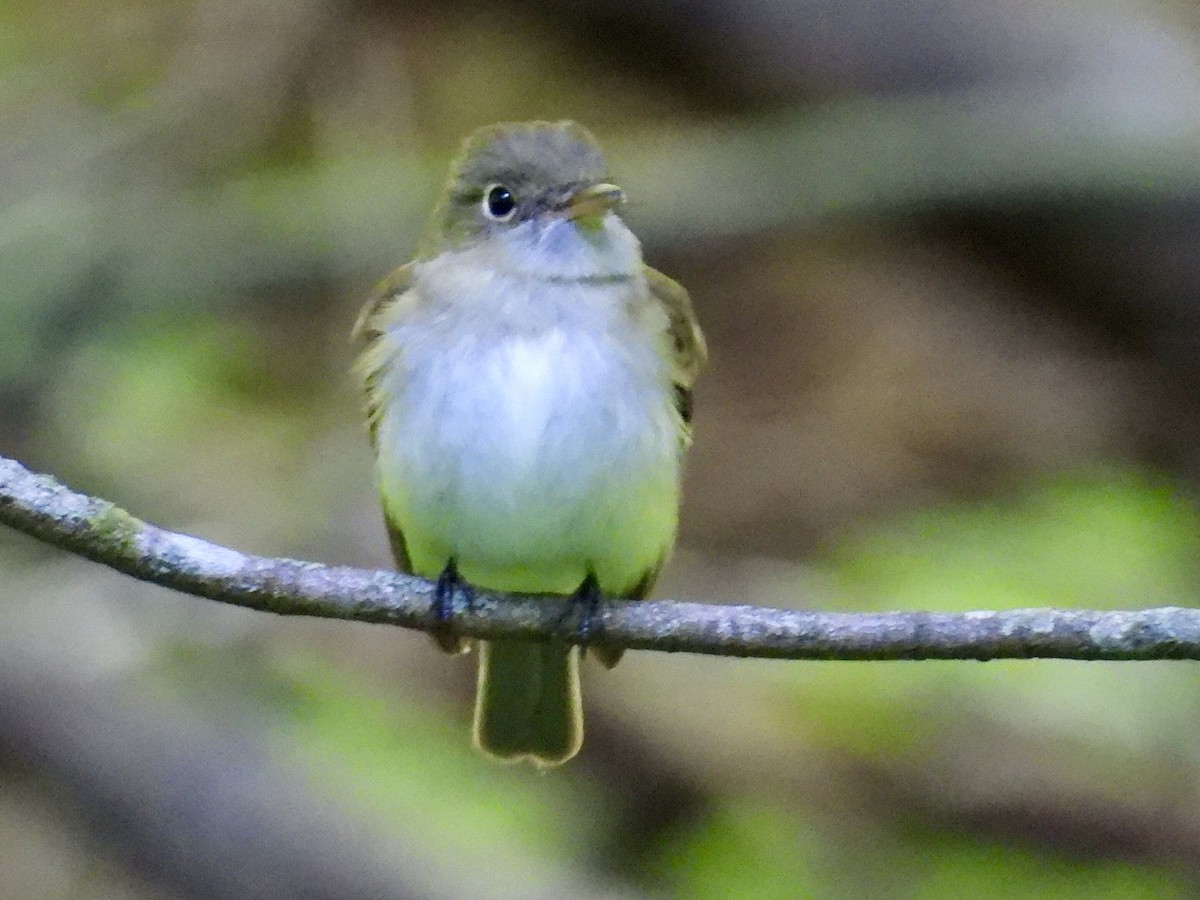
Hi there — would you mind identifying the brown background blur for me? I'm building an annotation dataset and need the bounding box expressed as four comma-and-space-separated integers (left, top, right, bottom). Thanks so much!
3, 0, 1200, 897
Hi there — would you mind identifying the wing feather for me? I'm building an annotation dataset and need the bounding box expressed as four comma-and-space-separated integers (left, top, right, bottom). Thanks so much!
352, 263, 415, 451
352, 262, 421, 583
643, 265, 707, 425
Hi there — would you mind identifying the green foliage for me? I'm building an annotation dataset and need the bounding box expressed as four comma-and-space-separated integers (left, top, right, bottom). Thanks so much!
145, 644, 608, 896
651, 800, 825, 897
830, 471, 1200, 612
912, 840, 1187, 899
7, 0, 1200, 893
651, 803, 1190, 898
268, 654, 600, 858
43, 313, 333, 546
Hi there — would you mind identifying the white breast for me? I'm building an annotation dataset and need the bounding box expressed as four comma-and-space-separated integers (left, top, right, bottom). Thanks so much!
375, 272, 682, 595
479, 328, 574, 468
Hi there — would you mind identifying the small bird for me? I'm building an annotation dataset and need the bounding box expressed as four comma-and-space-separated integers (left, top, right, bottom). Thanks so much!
354, 121, 705, 766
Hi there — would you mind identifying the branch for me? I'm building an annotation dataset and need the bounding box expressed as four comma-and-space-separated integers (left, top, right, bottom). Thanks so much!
2, 453, 1199, 661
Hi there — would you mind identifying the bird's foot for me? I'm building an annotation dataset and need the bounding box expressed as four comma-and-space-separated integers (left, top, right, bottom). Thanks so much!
431, 558, 470, 655
556, 572, 604, 647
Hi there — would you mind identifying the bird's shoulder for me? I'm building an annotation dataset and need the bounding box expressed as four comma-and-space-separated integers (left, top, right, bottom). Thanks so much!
351, 261, 419, 344
353, 261, 421, 450
642, 265, 707, 423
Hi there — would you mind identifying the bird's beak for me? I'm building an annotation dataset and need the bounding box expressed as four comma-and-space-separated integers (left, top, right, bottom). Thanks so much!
560, 183, 625, 220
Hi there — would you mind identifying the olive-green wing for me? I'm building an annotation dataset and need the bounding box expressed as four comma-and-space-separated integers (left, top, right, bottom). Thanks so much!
351, 262, 416, 343
644, 265, 707, 425
352, 262, 415, 451
353, 261, 466, 654
593, 271, 705, 669
351, 263, 418, 574
350, 260, 463, 657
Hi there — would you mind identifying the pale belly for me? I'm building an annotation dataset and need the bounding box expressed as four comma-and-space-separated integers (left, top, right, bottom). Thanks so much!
375, 326, 682, 595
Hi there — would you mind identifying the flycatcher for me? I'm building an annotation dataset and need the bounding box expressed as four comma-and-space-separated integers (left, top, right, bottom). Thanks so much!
354, 121, 705, 766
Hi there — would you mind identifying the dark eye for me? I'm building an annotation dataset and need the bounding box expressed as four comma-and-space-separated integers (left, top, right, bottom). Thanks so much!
482, 184, 516, 221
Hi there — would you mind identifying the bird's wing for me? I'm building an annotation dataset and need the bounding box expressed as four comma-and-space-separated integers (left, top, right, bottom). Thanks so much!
644, 264, 707, 425
351, 262, 425, 582
352, 262, 416, 452
351, 261, 416, 344
590, 266, 708, 666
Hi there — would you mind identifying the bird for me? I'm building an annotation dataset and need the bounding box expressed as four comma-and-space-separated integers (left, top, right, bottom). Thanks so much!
354, 120, 705, 766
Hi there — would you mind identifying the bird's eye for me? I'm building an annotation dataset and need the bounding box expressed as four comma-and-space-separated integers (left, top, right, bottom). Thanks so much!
482, 184, 516, 221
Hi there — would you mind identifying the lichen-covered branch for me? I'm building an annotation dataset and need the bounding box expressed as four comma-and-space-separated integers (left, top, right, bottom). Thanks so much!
3, 453, 1200, 661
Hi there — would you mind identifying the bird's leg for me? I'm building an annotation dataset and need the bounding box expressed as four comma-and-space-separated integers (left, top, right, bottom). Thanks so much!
431, 557, 470, 655
556, 571, 604, 647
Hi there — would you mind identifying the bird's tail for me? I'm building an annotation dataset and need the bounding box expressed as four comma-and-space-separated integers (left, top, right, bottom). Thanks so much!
473, 639, 582, 767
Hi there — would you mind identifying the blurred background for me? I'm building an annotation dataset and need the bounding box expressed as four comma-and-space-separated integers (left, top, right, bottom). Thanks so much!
3, 0, 1200, 896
